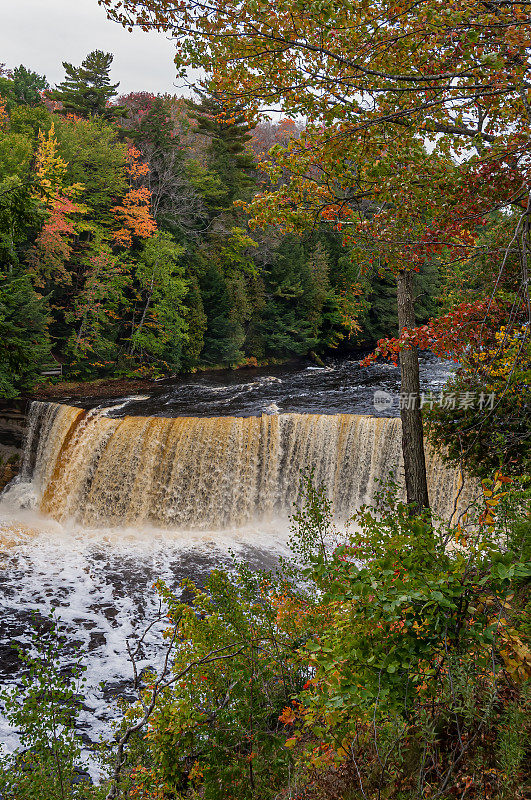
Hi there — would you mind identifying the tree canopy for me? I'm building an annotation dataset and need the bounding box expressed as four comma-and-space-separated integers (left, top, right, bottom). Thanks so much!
100, 0, 531, 503
48, 50, 127, 120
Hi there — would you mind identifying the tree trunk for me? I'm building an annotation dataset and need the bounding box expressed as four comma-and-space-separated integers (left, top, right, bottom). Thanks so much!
396, 268, 430, 512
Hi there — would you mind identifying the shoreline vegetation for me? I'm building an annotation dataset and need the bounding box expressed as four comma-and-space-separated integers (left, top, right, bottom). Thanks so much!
0, 53, 439, 404
26, 355, 304, 402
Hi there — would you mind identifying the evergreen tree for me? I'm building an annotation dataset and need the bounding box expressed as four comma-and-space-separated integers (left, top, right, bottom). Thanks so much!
181, 275, 207, 370
360, 261, 440, 345
187, 88, 256, 217
241, 270, 266, 359
0, 177, 50, 398
304, 241, 330, 337
134, 95, 175, 150
200, 263, 246, 365
0, 65, 48, 110
259, 237, 318, 356
48, 51, 126, 121
11, 65, 48, 106
0, 267, 52, 399
362, 269, 400, 343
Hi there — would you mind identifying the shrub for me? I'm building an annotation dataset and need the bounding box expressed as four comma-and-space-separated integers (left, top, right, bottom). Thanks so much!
0, 612, 100, 800
119, 479, 531, 799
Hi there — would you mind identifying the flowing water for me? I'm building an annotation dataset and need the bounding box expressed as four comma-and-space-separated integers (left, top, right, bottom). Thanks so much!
0, 355, 476, 755
61, 351, 451, 418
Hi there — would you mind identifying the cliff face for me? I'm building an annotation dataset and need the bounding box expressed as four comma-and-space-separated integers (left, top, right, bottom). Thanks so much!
0, 409, 26, 490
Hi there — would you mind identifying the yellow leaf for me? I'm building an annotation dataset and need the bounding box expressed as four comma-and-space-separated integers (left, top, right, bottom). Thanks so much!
285, 737, 298, 749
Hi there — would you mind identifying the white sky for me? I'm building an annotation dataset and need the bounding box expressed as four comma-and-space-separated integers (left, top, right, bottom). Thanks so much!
0, 0, 187, 96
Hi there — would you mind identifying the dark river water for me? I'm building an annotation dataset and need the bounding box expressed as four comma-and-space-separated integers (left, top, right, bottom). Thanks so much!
69, 352, 453, 418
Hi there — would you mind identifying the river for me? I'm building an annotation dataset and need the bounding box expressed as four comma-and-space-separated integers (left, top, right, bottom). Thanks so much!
0, 354, 460, 757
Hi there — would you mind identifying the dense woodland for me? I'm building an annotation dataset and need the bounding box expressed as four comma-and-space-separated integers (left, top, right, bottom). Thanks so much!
0, 51, 439, 399
0, 1, 530, 799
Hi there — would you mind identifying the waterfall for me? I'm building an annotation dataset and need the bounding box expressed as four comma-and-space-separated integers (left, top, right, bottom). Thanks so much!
3, 401, 475, 529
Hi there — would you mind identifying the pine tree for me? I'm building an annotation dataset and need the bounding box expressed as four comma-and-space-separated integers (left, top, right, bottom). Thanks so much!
304, 241, 330, 337
360, 261, 440, 345
186, 88, 256, 217
0, 268, 50, 399
135, 96, 175, 150
0, 65, 48, 110
259, 236, 318, 356
12, 65, 48, 106
181, 276, 207, 370
200, 263, 246, 365
48, 51, 126, 121
0, 178, 50, 398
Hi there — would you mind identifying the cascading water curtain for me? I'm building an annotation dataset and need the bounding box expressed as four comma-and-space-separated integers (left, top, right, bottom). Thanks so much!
4, 401, 477, 529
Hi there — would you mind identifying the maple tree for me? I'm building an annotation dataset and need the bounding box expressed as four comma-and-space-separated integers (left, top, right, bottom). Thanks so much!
53, 115, 128, 213
111, 145, 157, 247
361, 300, 506, 369
2, 72, 369, 390
28, 124, 86, 287
6, 37, 526, 410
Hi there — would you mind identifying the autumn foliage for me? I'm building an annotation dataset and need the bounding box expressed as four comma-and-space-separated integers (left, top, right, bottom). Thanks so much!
361, 300, 506, 367
106, 480, 531, 800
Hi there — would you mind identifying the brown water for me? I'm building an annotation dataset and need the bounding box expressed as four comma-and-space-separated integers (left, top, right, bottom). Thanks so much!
8, 401, 471, 528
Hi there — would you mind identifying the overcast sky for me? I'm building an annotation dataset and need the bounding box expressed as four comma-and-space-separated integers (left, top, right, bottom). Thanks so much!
0, 0, 189, 96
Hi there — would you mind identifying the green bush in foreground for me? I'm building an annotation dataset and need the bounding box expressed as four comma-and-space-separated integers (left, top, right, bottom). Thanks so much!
112, 479, 529, 800
0, 612, 100, 800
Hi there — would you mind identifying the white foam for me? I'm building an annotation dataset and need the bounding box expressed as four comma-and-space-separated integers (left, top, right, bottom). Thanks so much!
263, 402, 280, 414
0, 508, 291, 760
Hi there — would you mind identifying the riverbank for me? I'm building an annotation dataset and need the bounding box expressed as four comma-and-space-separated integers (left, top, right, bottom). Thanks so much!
22, 356, 310, 403
29, 376, 158, 402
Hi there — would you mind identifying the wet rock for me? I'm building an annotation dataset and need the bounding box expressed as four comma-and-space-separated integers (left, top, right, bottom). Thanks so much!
71, 765, 93, 786
0, 458, 20, 491
102, 680, 137, 703
13, 751, 93, 787
89, 631, 107, 651
88, 603, 118, 623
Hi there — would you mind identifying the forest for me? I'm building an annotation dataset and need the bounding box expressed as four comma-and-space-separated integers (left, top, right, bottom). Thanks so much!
0, 1, 530, 800
0, 51, 439, 399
